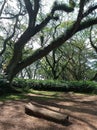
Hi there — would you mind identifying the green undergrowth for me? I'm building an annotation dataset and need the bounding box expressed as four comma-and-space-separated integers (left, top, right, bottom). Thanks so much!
0, 93, 27, 101
13, 79, 97, 94
0, 78, 97, 101
0, 90, 63, 101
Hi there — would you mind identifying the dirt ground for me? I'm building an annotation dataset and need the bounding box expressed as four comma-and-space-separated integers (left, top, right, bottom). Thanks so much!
0, 92, 97, 130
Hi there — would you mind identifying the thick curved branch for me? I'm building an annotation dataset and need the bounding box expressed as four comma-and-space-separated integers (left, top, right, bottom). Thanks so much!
7, 2, 74, 66
6, 1, 97, 80
83, 4, 97, 18
78, 17, 97, 31
14, 17, 97, 74
8, 2, 74, 51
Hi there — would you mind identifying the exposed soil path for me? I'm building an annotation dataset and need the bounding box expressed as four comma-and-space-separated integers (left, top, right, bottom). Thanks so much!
0, 92, 97, 130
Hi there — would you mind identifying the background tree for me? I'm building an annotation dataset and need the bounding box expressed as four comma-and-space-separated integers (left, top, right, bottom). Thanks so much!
37, 23, 97, 81
88, 26, 97, 80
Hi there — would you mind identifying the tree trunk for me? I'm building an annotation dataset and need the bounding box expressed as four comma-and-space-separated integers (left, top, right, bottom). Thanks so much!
25, 102, 70, 125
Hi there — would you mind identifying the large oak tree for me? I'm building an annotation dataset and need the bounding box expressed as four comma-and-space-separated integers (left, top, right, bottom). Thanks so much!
0, 0, 97, 82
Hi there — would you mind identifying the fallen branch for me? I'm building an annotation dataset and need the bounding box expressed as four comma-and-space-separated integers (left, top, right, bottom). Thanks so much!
25, 102, 71, 125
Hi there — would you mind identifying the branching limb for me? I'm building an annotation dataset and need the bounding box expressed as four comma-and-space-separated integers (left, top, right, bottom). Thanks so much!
5, 0, 97, 81
23, 0, 33, 27
15, 17, 97, 74
23, 0, 40, 27
89, 26, 97, 53
0, 0, 26, 19
0, 0, 6, 16
0, 16, 19, 56
83, 4, 97, 18
71, 0, 85, 34
33, 0, 40, 26
78, 17, 97, 31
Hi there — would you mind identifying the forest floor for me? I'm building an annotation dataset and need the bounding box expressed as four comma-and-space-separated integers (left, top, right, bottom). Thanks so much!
0, 91, 97, 130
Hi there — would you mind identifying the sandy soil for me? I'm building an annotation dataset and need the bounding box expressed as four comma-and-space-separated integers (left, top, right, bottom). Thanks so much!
0, 92, 97, 130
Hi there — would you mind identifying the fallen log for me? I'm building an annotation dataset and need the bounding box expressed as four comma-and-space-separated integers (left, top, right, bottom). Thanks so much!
25, 102, 70, 125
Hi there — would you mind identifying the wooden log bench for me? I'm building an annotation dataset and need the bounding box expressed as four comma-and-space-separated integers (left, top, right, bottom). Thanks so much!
25, 102, 70, 125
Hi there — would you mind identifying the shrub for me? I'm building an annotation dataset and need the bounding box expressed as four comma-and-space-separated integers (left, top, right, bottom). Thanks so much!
13, 79, 97, 94
1, 78, 97, 94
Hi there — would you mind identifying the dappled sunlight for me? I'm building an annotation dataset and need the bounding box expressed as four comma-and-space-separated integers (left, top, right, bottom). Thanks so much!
0, 92, 97, 129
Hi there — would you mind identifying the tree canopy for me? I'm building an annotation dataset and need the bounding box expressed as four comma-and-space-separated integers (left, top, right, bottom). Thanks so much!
0, 0, 97, 82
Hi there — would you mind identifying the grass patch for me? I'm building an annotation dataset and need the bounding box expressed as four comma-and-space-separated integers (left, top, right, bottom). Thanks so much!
0, 90, 63, 101
0, 93, 28, 101
28, 89, 60, 96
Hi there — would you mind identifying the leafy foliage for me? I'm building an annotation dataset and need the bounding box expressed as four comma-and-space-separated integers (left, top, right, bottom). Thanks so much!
13, 78, 97, 94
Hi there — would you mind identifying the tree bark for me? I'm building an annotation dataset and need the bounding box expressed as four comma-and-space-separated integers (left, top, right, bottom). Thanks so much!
25, 102, 70, 125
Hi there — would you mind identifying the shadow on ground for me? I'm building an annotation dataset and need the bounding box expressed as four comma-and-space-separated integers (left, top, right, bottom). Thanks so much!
0, 92, 97, 130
